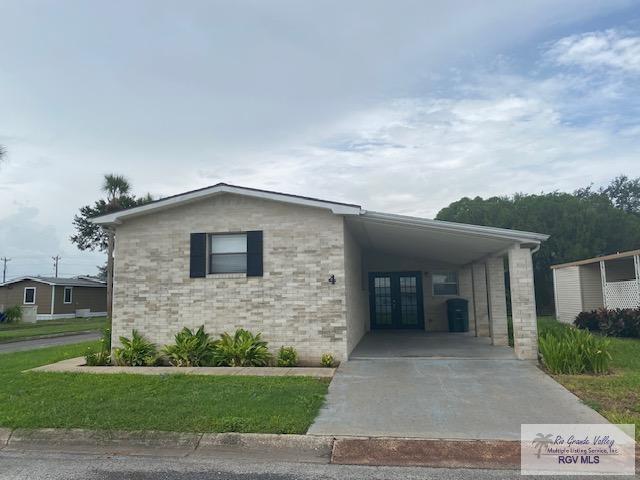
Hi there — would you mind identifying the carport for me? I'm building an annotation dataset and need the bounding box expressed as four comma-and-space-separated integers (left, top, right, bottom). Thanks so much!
343, 212, 549, 361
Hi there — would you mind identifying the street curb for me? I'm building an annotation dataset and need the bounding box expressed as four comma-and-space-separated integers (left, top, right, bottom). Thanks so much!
2, 428, 334, 461
0, 428, 12, 449
6, 428, 202, 456
331, 437, 521, 470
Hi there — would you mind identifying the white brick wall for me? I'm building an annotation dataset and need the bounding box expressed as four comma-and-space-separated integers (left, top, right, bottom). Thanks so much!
112, 194, 348, 364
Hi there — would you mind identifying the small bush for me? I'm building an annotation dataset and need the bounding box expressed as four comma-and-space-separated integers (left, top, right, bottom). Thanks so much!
277, 346, 298, 367
320, 353, 335, 368
162, 326, 216, 367
84, 327, 112, 366
3, 305, 22, 323
574, 308, 640, 338
113, 330, 158, 366
212, 329, 271, 367
539, 327, 611, 375
574, 310, 600, 332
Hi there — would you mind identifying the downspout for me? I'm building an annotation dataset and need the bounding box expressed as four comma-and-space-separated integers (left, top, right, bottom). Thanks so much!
50, 285, 55, 320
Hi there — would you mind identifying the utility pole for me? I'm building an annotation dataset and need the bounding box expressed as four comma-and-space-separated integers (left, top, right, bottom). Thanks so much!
52, 255, 61, 278
1, 257, 10, 283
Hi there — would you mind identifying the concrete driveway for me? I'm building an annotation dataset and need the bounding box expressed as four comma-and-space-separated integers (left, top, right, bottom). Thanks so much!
308, 355, 607, 440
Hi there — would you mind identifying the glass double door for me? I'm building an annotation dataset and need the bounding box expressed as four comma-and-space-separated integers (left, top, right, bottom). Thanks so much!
369, 271, 424, 329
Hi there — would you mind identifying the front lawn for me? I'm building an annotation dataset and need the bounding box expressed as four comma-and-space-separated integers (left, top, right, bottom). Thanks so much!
0, 317, 107, 343
0, 342, 329, 434
538, 317, 640, 440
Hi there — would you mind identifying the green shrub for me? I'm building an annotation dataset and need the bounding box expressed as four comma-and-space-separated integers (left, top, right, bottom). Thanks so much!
113, 330, 158, 366
539, 327, 611, 375
320, 353, 335, 368
162, 326, 216, 367
3, 305, 22, 323
84, 327, 112, 366
212, 329, 271, 367
277, 346, 298, 367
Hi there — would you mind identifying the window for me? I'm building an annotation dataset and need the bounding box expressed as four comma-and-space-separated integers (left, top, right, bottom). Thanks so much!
209, 233, 247, 274
432, 272, 458, 296
24, 287, 36, 304
63, 286, 73, 304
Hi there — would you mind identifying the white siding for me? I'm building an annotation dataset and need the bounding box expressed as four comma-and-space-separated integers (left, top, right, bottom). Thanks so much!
579, 263, 604, 312
554, 266, 582, 324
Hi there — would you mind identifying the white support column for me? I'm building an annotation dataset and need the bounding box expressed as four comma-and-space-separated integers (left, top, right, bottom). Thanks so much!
458, 265, 476, 332
472, 262, 490, 337
600, 260, 607, 309
486, 256, 509, 346
508, 245, 539, 361
634, 255, 640, 307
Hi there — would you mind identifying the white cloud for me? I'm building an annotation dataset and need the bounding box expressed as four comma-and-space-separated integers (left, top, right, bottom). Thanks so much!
547, 29, 640, 73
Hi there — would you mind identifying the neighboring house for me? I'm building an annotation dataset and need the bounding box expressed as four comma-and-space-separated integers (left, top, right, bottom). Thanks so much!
552, 250, 640, 324
0, 276, 107, 321
92, 183, 548, 362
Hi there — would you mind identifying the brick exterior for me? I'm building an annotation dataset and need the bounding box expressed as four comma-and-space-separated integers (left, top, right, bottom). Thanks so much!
471, 262, 490, 337
485, 256, 509, 346
508, 246, 539, 360
112, 194, 348, 364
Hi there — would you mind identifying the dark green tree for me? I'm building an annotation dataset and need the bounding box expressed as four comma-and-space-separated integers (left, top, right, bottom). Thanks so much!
71, 174, 152, 318
436, 185, 640, 313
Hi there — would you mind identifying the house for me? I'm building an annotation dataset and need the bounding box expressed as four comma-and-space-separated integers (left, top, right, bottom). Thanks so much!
92, 183, 548, 363
552, 250, 640, 324
0, 276, 107, 321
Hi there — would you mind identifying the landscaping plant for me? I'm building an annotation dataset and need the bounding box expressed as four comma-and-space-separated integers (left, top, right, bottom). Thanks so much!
162, 326, 216, 367
575, 308, 640, 338
113, 329, 158, 366
212, 328, 271, 367
276, 346, 298, 367
85, 327, 112, 366
539, 327, 611, 375
3, 305, 22, 323
320, 353, 335, 368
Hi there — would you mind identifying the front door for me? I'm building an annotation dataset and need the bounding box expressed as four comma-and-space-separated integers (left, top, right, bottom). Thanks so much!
368, 271, 424, 329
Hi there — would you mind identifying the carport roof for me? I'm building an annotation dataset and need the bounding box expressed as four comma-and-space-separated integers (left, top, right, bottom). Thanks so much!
347, 211, 548, 266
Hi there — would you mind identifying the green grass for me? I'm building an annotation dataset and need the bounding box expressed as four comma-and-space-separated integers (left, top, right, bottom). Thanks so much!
538, 317, 640, 440
0, 342, 329, 434
0, 317, 107, 343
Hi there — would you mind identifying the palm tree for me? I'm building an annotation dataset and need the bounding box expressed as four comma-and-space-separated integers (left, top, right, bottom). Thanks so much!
102, 174, 132, 319
0, 145, 6, 165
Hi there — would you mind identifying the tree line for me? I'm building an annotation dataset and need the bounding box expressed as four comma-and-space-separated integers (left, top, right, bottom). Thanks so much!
435, 175, 640, 314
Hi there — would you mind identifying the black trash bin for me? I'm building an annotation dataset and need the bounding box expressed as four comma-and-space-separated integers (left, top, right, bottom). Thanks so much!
446, 298, 469, 332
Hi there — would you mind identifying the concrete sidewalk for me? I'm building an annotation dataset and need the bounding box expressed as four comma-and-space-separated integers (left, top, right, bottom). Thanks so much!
308, 357, 608, 439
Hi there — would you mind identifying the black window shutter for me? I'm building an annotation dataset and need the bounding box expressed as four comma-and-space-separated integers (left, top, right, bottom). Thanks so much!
246, 230, 263, 277
190, 233, 207, 278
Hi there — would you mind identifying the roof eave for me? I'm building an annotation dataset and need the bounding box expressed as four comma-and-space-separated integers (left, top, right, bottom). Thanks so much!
91, 184, 362, 225
361, 211, 550, 244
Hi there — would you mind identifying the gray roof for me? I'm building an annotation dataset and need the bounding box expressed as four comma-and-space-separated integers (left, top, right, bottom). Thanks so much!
0, 276, 106, 288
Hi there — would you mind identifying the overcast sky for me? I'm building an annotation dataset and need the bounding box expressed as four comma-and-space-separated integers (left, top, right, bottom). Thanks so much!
1, 0, 639, 279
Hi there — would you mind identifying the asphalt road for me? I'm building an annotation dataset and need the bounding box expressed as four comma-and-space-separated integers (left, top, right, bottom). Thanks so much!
0, 332, 99, 353
0, 450, 591, 480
